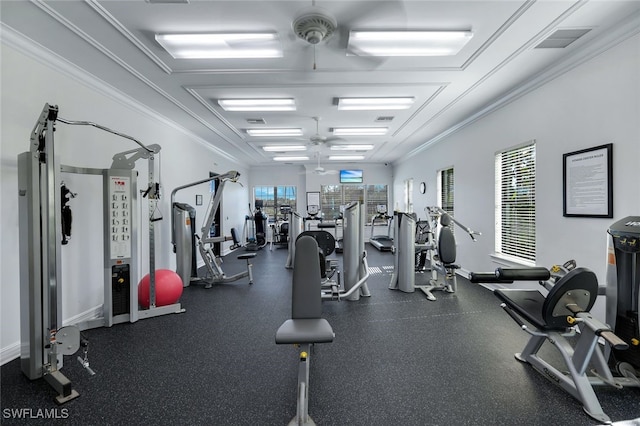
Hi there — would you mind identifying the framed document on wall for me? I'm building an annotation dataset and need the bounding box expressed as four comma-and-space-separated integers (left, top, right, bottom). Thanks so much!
563, 143, 613, 218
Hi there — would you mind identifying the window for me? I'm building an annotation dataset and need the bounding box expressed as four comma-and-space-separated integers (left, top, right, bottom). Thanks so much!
495, 141, 536, 263
438, 167, 454, 217
254, 186, 297, 221
437, 167, 454, 233
320, 184, 388, 223
404, 178, 413, 213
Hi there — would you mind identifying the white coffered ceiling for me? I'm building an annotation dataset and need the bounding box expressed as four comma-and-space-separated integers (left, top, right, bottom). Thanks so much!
2, 1, 639, 166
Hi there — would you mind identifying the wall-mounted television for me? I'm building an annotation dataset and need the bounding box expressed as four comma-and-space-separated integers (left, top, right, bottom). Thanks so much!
340, 169, 363, 184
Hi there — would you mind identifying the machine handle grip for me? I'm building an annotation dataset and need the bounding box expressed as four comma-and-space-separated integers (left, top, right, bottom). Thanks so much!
495, 267, 550, 281
468, 272, 513, 284
599, 330, 629, 351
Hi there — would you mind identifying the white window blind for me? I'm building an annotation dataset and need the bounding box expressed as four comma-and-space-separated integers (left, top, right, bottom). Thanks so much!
495, 142, 536, 263
439, 168, 454, 217
320, 184, 387, 223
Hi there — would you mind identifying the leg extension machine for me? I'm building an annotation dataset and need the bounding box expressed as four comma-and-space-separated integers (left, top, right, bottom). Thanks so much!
470, 265, 637, 424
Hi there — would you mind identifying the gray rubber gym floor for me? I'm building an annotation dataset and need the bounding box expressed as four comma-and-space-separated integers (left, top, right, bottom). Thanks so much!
2, 245, 639, 425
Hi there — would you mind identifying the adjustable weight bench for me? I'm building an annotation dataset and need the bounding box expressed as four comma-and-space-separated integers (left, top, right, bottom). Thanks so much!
276, 236, 334, 426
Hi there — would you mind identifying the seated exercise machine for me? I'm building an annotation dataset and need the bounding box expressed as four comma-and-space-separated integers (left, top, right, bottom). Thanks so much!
369, 204, 393, 252
414, 207, 480, 300
276, 236, 335, 426
416, 208, 478, 300
470, 261, 638, 424
390, 207, 479, 297
291, 202, 371, 301
171, 171, 255, 288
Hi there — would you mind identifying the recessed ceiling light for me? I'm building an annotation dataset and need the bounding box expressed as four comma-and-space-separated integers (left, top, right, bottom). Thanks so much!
330, 144, 374, 151
328, 155, 365, 161
273, 156, 309, 161
337, 97, 414, 110
155, 32, 283, 59
246, 128, 303, 137
332, 127, 388, 136
219, 98, 296, 111
262, 145, 307, 152
347, 30, 473, 57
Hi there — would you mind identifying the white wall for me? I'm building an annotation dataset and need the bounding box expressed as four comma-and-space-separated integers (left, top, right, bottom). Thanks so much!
1, 36, 248, 363
394, 33, 640, 319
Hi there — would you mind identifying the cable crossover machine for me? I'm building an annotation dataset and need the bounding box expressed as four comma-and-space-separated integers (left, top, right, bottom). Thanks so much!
18, 103, 183, 404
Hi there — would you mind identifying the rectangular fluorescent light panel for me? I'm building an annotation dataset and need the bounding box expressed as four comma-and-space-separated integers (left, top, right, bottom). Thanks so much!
330, 144, 374, 151
273, 156, 309, 161
246, 128, 303, 137
262, 145, 307, 152
347, 30, 473, 56
155, 33, 282, 59
337, 97, 414, 110
332, 127, 388, 136
329, 155, 365, 161
219, 98, 296, 111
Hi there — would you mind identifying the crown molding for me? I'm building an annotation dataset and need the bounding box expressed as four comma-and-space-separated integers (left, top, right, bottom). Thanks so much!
0, 22, 242, 166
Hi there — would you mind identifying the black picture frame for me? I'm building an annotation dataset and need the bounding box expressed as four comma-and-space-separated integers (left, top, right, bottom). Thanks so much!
195, 194, 203, 206
563, 143, 613, 218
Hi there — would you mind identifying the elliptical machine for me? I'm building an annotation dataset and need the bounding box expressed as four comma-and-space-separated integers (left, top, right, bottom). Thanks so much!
243, 200, 268, 251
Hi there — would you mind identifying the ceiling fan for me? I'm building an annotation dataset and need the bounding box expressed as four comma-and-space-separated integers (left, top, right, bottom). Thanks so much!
292, 1, 337, 70
308, 116, 343, 147
312, 151, 338, 175
290, 0, 406, 69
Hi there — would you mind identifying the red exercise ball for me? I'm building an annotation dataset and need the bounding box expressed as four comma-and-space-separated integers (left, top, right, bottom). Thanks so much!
138, 269, 183, 308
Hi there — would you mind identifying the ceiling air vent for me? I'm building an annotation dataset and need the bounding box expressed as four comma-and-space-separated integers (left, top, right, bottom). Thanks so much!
535, 28, 591, 49
246, 118, 266, 125
375, 116, 394, 122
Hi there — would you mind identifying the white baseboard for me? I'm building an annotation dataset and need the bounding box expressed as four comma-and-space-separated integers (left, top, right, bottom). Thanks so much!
0, 305, 103, 366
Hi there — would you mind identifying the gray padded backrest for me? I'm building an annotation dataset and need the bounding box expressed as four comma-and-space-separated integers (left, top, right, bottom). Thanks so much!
292, 236, 322, 319
438, 225, 456, 265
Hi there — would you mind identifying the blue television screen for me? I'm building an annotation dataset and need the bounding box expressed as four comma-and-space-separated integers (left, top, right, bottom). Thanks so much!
340, 169, 363, 183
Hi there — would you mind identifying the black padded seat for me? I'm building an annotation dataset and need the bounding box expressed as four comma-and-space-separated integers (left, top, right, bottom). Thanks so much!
494, 267, 599, 331
276, 235, 334, 345
276, 318, 334, 344
237, 253, 257, 260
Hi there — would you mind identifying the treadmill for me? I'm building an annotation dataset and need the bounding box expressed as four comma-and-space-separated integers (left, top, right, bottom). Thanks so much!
369, 204, 393, 251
